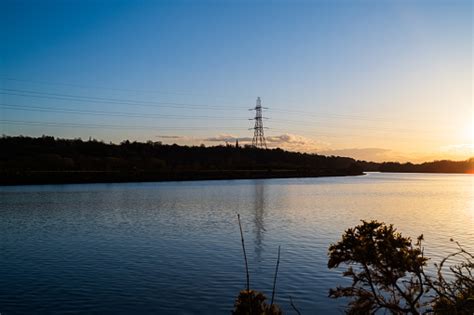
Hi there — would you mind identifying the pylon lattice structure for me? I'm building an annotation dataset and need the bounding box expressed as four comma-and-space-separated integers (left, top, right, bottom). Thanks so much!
250, 97, 267, 149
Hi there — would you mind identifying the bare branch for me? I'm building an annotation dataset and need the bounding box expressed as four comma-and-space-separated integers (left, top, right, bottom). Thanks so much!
237, 214, 250, 292
270, 245, 281, 307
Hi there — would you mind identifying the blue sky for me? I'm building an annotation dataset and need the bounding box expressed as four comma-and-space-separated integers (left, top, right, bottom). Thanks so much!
1, 0, 472, 162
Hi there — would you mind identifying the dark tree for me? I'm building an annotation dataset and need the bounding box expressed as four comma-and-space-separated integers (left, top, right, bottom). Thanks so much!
328, 220, 427, 314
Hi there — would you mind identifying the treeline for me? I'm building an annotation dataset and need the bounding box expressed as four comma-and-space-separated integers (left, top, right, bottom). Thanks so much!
0, 135, 362, 185
1, 135, 472, 185
376, 159, 474, 173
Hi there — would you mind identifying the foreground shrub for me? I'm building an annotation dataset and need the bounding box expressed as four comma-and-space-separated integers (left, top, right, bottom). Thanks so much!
233, 290, 282, 315
426, 240, 474, 314
328, 220, 427, 314
328, 220, 473, 314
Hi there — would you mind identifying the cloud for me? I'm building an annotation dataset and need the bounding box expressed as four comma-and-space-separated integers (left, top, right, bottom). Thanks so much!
266, 133, 330, 152
267, 134, 314, 145
204, 134, 252, 142
156, 135, 202, 142
439, 143, 474, 155
156, 134, 473, 163
204, 133, 330, 152
156, 135, 188, 139
317, 148, 402, 162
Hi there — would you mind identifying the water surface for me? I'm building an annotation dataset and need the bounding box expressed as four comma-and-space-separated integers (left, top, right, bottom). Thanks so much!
1, 173, 473, 314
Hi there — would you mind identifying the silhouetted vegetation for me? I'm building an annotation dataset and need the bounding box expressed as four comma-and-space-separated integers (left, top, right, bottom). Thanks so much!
0, 135, 362, 185
234, 214, 283, 315
328, 221, 474, 314
1, 135, 471, 185
376, 159, 474, 174
426, 240, 474, 315
328, 221, 427, 314
355, 159, 474, 174
233, 290, 283, 315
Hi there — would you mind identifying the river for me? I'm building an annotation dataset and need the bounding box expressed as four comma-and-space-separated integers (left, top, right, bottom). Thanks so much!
0, 172, 472, 314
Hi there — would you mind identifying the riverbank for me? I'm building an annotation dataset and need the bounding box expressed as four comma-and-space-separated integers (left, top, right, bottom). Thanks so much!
0, 168, 364, 186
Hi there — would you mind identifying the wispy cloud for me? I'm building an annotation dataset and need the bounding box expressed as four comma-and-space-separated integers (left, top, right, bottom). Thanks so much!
317, 148, 411, 162
266, 134, 330, 152
204, 134, 252, 142
155, 133, 473, 163
203, 133, 330, 152
156, 135, 188, 139
439, 143, 474, 155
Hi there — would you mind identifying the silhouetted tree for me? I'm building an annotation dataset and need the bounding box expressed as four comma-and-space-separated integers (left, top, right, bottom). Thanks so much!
328, 221, 474, 315
328, 220, 427, 314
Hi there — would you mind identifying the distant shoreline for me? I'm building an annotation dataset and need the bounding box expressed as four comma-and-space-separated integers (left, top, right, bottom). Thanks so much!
1, 136, 472, 186
1, 170, 472, 186
0, 169, 364, 186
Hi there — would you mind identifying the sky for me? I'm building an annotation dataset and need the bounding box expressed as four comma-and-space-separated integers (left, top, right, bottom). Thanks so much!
1, 0, 472, 162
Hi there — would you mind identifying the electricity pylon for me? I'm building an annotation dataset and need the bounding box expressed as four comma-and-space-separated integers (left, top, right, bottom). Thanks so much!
250, 97, 268, 149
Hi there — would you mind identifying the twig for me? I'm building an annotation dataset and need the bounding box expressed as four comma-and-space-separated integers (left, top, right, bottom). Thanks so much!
289, 296, 302, 315
270, 245, 281, 306
237, 214, 250, 292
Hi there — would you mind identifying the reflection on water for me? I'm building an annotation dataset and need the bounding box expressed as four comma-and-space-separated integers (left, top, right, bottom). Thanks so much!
253, 182, 266, 262
0, 173, 472, 314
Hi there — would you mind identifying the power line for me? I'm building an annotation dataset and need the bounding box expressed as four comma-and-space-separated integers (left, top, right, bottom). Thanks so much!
269, 117, 432, 134
0, 103, 248, 120
0, 87, 379, 119
1, 80, 446, 125
271, 108, 398, 123
0, 86, 447, 141
0, 89, 419, 128
0, 119, 250, 131
1, 77, 246, 101
0, 103, 436, 135
0, 88, 247, 111
0, 118, 441, 143
0, 87, 439, 125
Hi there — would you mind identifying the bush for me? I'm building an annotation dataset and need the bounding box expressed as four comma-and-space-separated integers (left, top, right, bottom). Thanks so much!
328, 220, 473, 314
